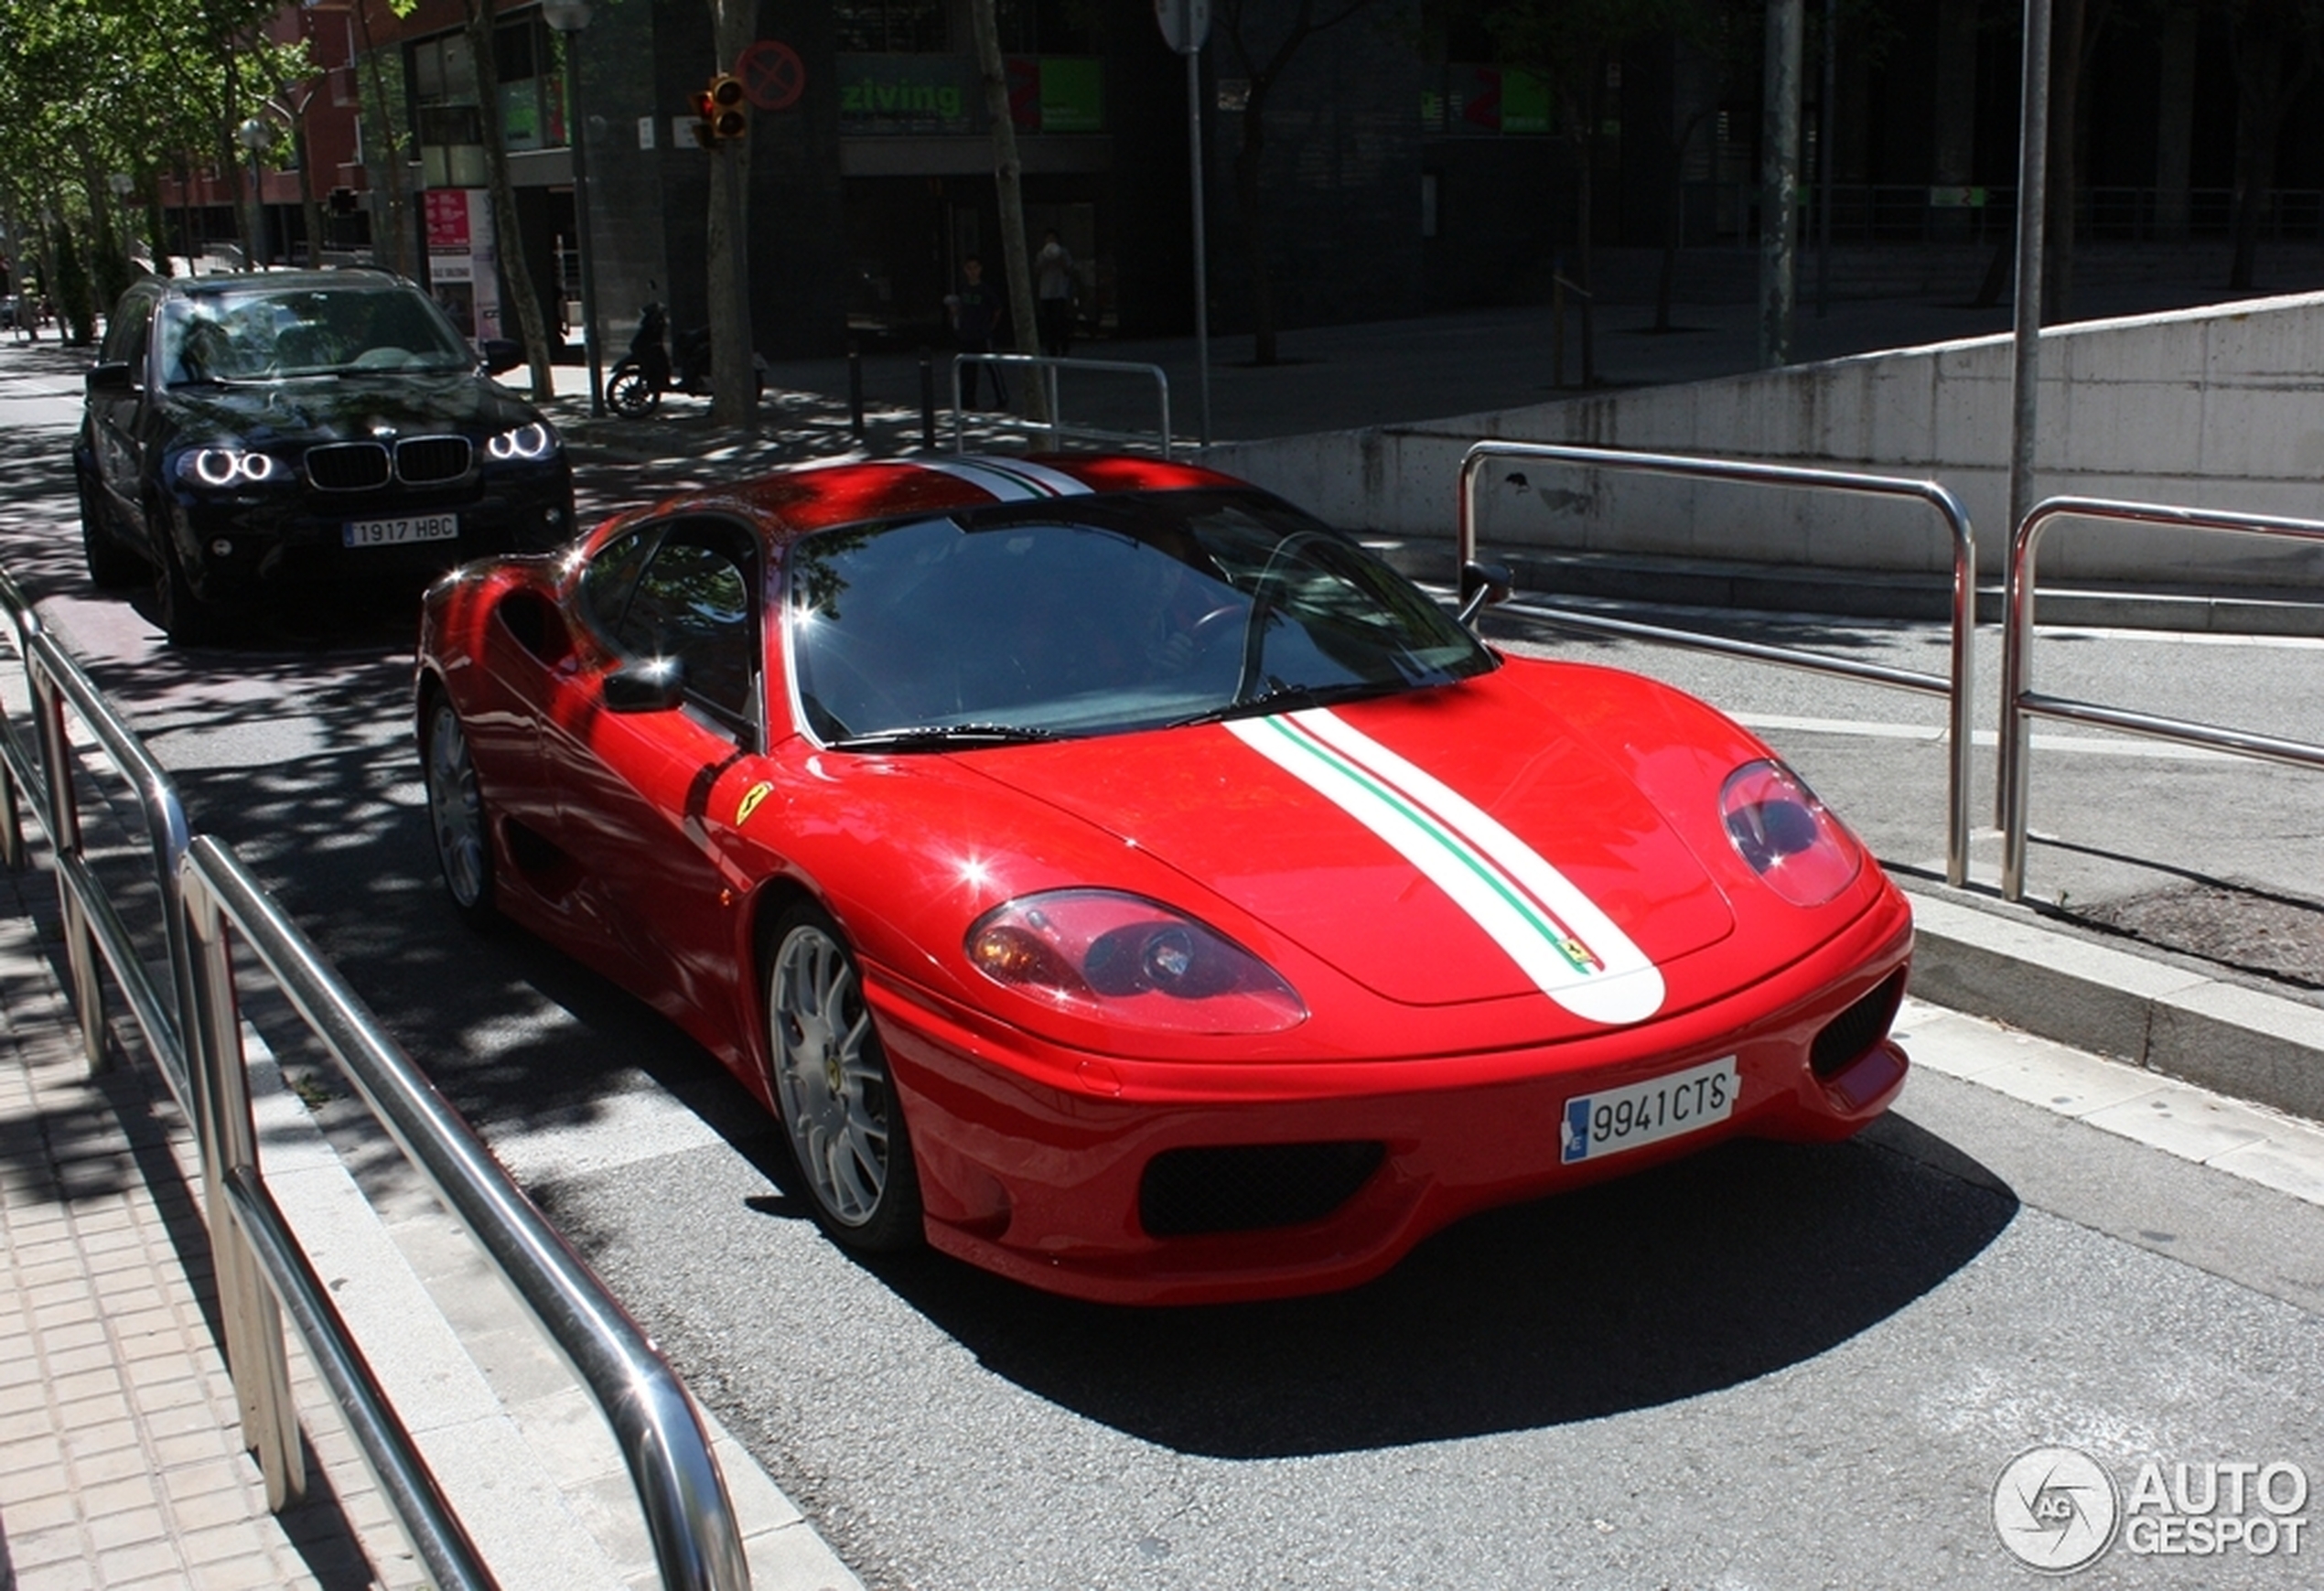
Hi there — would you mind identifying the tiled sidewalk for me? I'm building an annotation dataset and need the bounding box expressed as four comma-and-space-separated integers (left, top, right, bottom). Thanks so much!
0, 854, 414, 1591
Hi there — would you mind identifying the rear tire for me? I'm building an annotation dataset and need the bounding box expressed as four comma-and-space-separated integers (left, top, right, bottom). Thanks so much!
423, 696, 499, 929
762, 902, 922, 1253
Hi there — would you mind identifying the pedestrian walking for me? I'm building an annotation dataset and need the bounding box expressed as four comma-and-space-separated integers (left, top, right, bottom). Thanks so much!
1035, 230, 1076, 359
943, 255, 1008, 410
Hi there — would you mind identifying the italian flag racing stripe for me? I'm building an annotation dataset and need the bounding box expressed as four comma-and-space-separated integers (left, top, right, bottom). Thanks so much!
917, 457, 1093, 500
1227, 708, 1667, 1026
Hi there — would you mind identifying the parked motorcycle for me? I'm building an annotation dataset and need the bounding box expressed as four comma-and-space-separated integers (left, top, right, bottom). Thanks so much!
606, 301, 768, 416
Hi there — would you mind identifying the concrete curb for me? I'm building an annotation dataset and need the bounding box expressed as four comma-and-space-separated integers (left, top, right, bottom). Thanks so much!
1905, 886, 2324, 1123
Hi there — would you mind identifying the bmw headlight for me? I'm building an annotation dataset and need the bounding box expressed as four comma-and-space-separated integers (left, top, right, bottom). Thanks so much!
966, 889, 1307, 1035
174, 446, 284, 488
1720, 759, 1862, 907
485, 421, 557, 462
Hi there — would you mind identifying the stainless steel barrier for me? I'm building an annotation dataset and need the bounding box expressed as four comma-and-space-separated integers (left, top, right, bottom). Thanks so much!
1457, 442, 1978, 887
0, 568, 751, 1591
951, 353, 1174, 458
1999, 496, 2324, 901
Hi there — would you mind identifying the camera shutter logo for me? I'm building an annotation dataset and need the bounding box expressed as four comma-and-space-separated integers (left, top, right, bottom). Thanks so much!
1995, 1446, 2120, 1573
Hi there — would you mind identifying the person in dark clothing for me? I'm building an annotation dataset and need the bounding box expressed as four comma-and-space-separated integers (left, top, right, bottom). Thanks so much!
944, 255, 1008, 409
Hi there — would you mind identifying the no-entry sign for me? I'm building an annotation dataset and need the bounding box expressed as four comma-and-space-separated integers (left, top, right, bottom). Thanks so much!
737, 39, 805, 112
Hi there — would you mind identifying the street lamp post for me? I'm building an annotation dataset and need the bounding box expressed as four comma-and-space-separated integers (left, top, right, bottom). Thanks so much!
543, 1, 603, 415
236, 117, 274, 271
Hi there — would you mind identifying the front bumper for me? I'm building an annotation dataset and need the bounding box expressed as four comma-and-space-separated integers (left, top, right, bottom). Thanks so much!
164, 462, 574, 602
872, 888, 1914, 1306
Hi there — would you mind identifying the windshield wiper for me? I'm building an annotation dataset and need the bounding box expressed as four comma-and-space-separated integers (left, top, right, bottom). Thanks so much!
1166, 679, 1409, 729
825, 723, 1059, 752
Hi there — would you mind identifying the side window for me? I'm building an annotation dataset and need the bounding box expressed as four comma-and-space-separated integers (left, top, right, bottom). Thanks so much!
100, 295, 152, 372
578, 526, 658, 638
598, 520, 759, 733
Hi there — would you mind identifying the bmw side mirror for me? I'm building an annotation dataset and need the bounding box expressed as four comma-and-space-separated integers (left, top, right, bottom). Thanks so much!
85, 362, 135, 395
480, 339, 524, 375
604, 656, 687, 714
1457, 561, 1512, 629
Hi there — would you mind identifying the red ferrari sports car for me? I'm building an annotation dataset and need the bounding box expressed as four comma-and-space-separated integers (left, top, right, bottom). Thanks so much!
415, 454, 1910, 1305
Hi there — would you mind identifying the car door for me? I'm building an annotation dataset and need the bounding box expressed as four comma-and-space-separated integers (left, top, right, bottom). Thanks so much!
84, 287, 158, 535
541, 514, 766, 1020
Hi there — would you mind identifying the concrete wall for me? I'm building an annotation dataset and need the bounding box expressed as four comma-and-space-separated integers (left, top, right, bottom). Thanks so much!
1207, 293, 2324, 589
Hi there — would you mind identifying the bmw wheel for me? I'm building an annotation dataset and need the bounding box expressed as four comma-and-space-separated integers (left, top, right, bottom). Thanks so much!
76, 469, 143, 589
763, 902, 921, 1252
149, 511, 227, 646
423, 696, 498, 928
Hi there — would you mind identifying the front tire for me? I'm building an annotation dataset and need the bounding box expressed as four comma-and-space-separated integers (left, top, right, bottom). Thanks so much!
423, 696, 498, 928
606, 364, 659, 417
77, 469, 143, 589
763, 902, 921, 1252
149, 513, 228, 646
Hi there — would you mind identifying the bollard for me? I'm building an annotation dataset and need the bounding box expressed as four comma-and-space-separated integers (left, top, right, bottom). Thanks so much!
848, 341, 866, 440
919, 347, 935, 449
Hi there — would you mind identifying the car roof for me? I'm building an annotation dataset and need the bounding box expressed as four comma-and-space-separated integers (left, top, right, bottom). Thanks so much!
154, 268, 412, 302
615, 455, 1259, 552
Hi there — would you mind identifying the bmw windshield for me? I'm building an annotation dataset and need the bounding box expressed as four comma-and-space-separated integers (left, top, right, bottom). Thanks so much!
785, 489, 1496, 746
157, 284, 478, 386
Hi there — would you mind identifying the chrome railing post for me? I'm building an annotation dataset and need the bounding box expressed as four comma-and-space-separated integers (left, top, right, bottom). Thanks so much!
1998, 505, 2044, 898
28, 654, 109, 1069
179, 861, 306, 1509
1458, 441, 1977, 887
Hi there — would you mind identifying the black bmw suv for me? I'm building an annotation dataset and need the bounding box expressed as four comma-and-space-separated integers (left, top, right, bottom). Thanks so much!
75, 269, 576, 643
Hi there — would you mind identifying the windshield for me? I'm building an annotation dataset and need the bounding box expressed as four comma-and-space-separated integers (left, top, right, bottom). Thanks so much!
786, 489, 1495, 745
157, 284, 476, 385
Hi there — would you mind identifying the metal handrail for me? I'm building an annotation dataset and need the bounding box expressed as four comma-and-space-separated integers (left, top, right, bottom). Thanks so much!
951, 353, 1173, 458
1999, 496, 2324, 900
1457, 442, 1977, 887
0, 566, 196, 1104
179, 837, 749, 1591
0, 565, 751, 1590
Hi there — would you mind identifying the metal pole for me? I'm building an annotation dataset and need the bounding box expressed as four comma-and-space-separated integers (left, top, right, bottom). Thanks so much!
919, 347, 935, 448
1759, 0, 1802, 366
1999, 0, 2052, 836
565, 41, 604, 415
1187, 47, 1212, 449
2009, 0, 2052, 535
848, 341, 865, 439
1817, 0, 1835, 318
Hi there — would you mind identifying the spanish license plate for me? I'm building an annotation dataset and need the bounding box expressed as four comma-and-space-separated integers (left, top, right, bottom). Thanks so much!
1560, 1055, 1738, 1165
343, 512, 458, 548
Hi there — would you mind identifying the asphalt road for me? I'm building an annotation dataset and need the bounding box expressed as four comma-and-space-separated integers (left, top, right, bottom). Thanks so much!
5, 342, 2323, 1589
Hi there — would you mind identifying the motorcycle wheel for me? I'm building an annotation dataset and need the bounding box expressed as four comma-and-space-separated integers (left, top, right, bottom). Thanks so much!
607, 365, 660, 417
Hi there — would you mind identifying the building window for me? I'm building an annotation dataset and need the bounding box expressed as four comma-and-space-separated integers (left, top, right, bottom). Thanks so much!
836, 0, 946, 53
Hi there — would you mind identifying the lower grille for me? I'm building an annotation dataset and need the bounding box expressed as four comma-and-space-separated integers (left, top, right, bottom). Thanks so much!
1139, 1141, 1385, 1238
1811, 969, 1907, 1080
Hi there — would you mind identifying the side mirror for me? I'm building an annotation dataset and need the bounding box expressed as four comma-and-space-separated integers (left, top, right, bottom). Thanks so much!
480, 339, 524, 375
1456, 560, 1512, 629
85, 361, 136, 395
604, 656, 687, 714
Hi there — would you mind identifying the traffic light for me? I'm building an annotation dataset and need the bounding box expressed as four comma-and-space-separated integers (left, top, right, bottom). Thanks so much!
705, 74, 748, 141
691, 85, 718, 147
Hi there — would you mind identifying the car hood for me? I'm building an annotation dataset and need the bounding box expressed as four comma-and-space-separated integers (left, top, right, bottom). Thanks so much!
157, 371, 536, 444
974, 672, 1741, 1020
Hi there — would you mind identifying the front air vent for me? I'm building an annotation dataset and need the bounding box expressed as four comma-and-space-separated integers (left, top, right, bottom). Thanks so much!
396, 436, 472, 485
1138, 1141, 1385, 1238
1811, 969, 1907, 1080
306, 442, 391, 491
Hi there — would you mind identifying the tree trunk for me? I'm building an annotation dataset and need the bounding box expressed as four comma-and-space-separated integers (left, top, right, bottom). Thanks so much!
1234, 84, 1279, 366
467, 0, 556, 400
294, 101, 328, 269
969, 0, 1046, 418
354, 3, 414, 276
2154, 6, 2197, 241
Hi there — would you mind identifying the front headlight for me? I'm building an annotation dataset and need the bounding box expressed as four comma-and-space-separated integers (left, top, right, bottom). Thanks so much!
485, 421, 557, 461
966, 889, 1307, 1035
1720, 759, 1862, 907
174, 446, 284, 488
